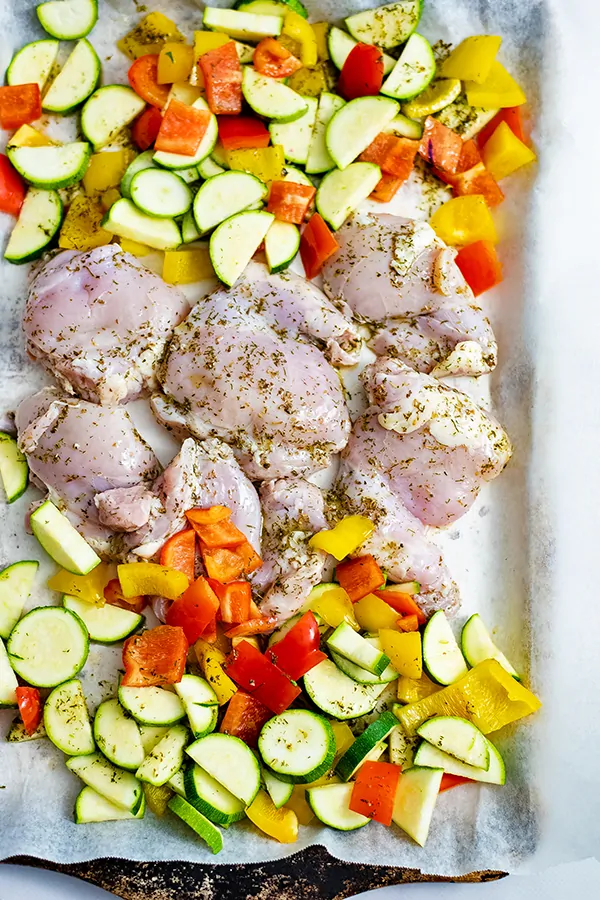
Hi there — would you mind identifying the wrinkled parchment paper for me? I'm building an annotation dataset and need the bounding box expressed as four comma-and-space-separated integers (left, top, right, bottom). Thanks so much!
1, 0, 599, 878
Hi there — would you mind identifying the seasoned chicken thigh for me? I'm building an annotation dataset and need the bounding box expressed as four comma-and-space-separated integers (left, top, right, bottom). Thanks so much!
153, 262, 359, 480
24, 245, 190, 405
322, 214, 497, 376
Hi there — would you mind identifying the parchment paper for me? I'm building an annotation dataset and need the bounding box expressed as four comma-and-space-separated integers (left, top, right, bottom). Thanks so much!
1, 0, 599, 879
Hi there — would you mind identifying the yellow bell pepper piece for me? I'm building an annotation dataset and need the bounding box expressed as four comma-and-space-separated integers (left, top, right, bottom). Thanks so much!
48, 562, 112, 606
285, 785, 315, 825
246, 790, 298, 843
353, 593, 400, 632
158, 42, 194, 84
118, 12, 185, 60
163, 250, 214, 285
310, 585, 359, 631
430, 195, 497, 246
397, 659, 541, 735
311, 22, 330, 61
309, 515, 374, 561
83, 150, 136, 196
117, 562, 189, 600
58, 196, 113, 252
397, 672, 440, 704
195, 640, 237, 705
282, 11, 317, 67
379, 629, 422, 679
287, 63, 334, 98
331, 721, 354, 760
143, 782, 173, 817
227, 145, 286, 185
231, 634, 260, 651
119, 238, 153, 257
465, 61, 526, 109
8, 125, 54, 148
194, 30, 230, 59
100, 188, 121, 212
481, 121, 536, 181
441, 35, 502, 84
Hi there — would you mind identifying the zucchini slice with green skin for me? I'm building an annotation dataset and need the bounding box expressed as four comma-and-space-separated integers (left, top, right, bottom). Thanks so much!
203, 7, 282, 42
30, 500, 100, 575
327, 621, 391, 676
130, 169, 193, 218
262, 766, 294, 809
209, 210, 274, 287
345, 0, 423, 50
417, 716, 489, 769
44, 679, 95, 755
316, 162, 381, 231
154, 98, 218, 170
327, 26, 396, 76
242, 68, 308, 124
389, 725, 419, 768
174, 674, 219, 739
94, 698, 145, 770
236, 0, 308, 17
81, 85, 145, 151
102, 199, 182, 251
0, 433, 29, 504
303, 659, 388, 720
336, 711, 398, 781
330, 636, 399, 685
120, 151, 157, 200
414, 738, 506, 785
4, 189, 63, 264
181, 210, 201, 244
381, 33, 436, 101
6, 39, 59, 91
392, 765, 443, 846
307, 782, 370, 831
43, 40, 100, 113
118, 684, 186, 726
326, 96, 399, 170
168, 795, 223, 854
197, 156, 225, 180
8, 143, 91, 190
385, 113, 424, 140
422, 609, 468, 685
184, 763, 246, 826
75, 786, 146, 823
306, 92, 346, 175
67, 752, 144, 814
461, 614, 520, 679
62, 595, 142, 644
281, 166, 314, 187
0, 638, 18, 708
7, 716, 46, 742
435, 94, 499, 140
8, 607, 89, 688
37, 0, 98, 40
269, 97, 318, 165
136, 724, 190, 787
258, 710, 335, 784
0, 560, 39, 641
264, 220, 300, 274
186, 733, 262, 806
168, 768, 187, 798
210, 141, 230, 169
139, 725, 170, 756
193, 170, 267, 234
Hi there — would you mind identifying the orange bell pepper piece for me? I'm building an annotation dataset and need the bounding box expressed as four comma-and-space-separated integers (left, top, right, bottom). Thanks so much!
159, 528, 196, 582
336, 555, 385, 602
200, 542, 245, 582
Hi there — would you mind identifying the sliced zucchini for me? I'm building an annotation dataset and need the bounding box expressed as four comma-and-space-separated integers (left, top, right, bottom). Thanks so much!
307, 782, 370, 831
203, 8, 282, 42
30, 500, 100, 576
62, 595, 142, 644
330, 636, 398, 685
0, 638, 18, 708
174, 674, 218, 739
210, 141, 230, 169
175, 166, 201, 185
417, 716, 489, 769
130, 169, 193, 218
139, 724, 170, 755
381, 34, 436, 101
0, 434, 29, 503
67, 752, 143, 814
37, 0, 99, 40
305, 93, 345, 175
181, 210, 201, 244
262, 766, 293, 809
422, 610, 468, 685
0, 560, 38, 641
303, 659, 388, 720
7, 716, 46, 742
8, 143, 91, 190
168, 795, 223, 854
4, 188, 62, 264
414, 738, 506, 785
118, 683, 186, 726
8, 607, 89, 688
44, 679, 95, 755
120, 151, 157, 199
236, 0, 307, 16
6, 39, 59, 91
435, 94, 498, 140
264, 220, 300, 274
326, 96, 398, 170
461, 614, 520, 679
389, 725, 419, 768
75, 786, 145, 823
198, 156, 225, 180
335, 711, 398, 781
168, 768, 187, 798
327, 622, 391, 676
392, 765, 443, 846
385, 113, 424, 140
242, 68, 308, 124
136, 724, 189, 786
43, 40, 100, 113
269, 97, 318, 165
186, 733, 261, 805
154, 98, 218, 170
281, 166, 314, 186
94, 698, 145, 770
259, 710, 335, 784
316, 162, 381, 231
102, 199, 181, 251
327, 26, 396, 75
81, 85, 146, 151
209, 209, 274, 287
185, 763, 246, 826
193, 170, 267, 234
345, 0, 423, 50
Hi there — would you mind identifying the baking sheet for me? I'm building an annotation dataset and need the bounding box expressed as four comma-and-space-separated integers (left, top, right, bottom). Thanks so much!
1, 0, 599, 878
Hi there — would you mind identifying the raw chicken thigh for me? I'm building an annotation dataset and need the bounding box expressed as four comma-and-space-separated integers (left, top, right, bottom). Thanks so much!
153, 262, 360, 480
24, 245, 190, 405
322, 213, 497, 376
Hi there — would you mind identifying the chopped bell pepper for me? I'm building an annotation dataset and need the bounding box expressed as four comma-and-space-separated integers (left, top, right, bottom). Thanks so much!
379, 629, 422, 679
156, 99, 212, 156
311, 22, 330, 61
117, 562, 189, 600
429, 195, 497, 246
119, 237, 153, 257
166, 576, 220, 643
100, 188, 121, 212
193, 30, 230, 60
227, 145, 286, 185
478, 106, 525, 147
397, 614, 420, 633
396, 672, 440, 704
83, 149, 136, 195
349, 761, 401, 825
224, 615, 278, 638
236, 540, 264, 575
336, 554, 385, 602
121, 625, 188, 687
218, 115, 270, 151
300, 212, 339, 279
254, 38, 303, 79
225, 640, 301, 714
481, 120, 536, 181
439, 773, 475, 792
8, 125, 53, 148
159, 528, 196, 582
450, 162, 504, 207
210, 580, 252, 624
371, 173, 405, 203
195, 639, 237, 704
220, 690, 272, 747
128, 54, 171, 108
441, 35, 502, 84
200, 41, 242, 116
465, 61, 526, 110
286, 785, 315, 825
267, 180, 316, 224
48, 563, 112, 606
247, 789, 299, 843
310, 585, 359, 631
143, 783, 173, 816
157, 42, 194, 84
16, 686, 43, 736
232, 634, 260, 651
418, 116, 463, 174
354, 593, 400, 632
331, 721, 355, 760
287, 62, 336, 97
266, 611, 326, 680
396, 659, 541, 735
132, 105, 163, 151
58, 195, 113, 252
0, 84, 41, 130
375, 586, 427, 624
118, 12, 184, 61
104, 578, 147, 614
200, 542, 245, 582
187, 506, 232, 526
190, 517, 246, 550
163, 249, 214, 285
309, 515, 374, 561
455, 240, 503, 296
282, 11, 318, 67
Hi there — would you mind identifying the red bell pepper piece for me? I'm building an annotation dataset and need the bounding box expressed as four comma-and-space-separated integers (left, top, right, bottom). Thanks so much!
478, 106, 525, 149
166, 576, 220, 643
433, 138, 482, 185
267, 180, 316, 224
439, 773, 475, 792
104, 578, 147, 615
190, 517, 246, 550
349, 761, 401, 825
224, 615, 278, 638
218, 116, 270, 151
155, 98, 211, 156
200, 41, 242, 116
225, 640, 301, 714
338, 43, 384, 100
0, 154, 26, 217
16, 686, 42, 736
186, 506, 231, 526
210, 579, 252, 623
253, 38, 302, 79
455, 239, 503, 297
220, 689, 272, 746
266, 611, 326, 680
200, 614, 218, 643
0, 84, 41, 130
374, 588, 426, 624
121, 625, 188, 686
200, 542, 245, 582
359, 132, 393, 167
300, 213, 339, 280
160, 528, 196, 582
370, 173, 404, 203
128, 55, 170, 109
131, 105, 163, 150
236, 540, 263, 575
336, 554, 385, 602
418, 116, 463, 174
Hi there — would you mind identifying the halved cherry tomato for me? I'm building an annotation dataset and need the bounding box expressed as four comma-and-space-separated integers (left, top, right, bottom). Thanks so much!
220, 689, 272, 746
160, 528, 196, 582
0, 84, 41, 129
128, 55, 170, 108
267, 180, 316, 224
210, 579, 252, 623
336, 555, 385, 602
0, 154, 26, 216
104, 578, 147, 615
131, 105, 163, 150
455, 239, 503, 296
121, 625, 188, 687
200, 41, 242, 116
300, 213, 339, 279
224, 640, 301, 714
16, 686, 42, 736
166, 576, 220, 643
155, 98, 211, 156
224, 616, 278, 638
349, 761, 401, 825
338, 43, 383, 100
218, 116, 270, 151
253, 38, 303, 79
266, 611, 326, 681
